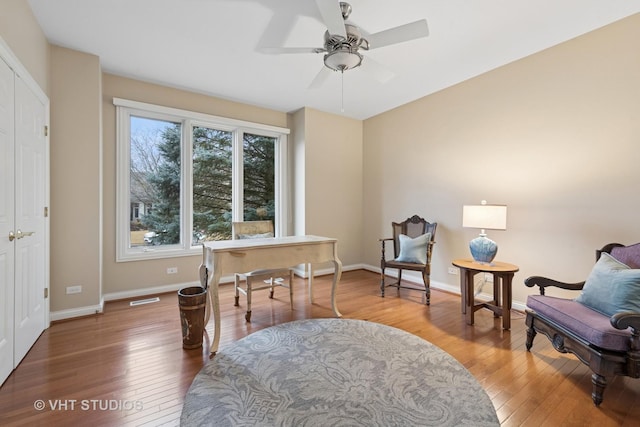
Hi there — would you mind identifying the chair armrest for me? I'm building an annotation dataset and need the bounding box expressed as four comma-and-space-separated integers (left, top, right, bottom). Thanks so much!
612, 312, 640, 356
524, 276, 585, 295
425, 241, 435, 264
611, 312, 640, 332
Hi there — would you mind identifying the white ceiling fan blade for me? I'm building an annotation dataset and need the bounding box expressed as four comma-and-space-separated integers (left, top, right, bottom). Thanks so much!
367, 19, 429, 50
260, 47, 324, 54
308, 66, 334, 89
254, 11, 297, 52
315, 0, 347, 38
362, 56, 395, 84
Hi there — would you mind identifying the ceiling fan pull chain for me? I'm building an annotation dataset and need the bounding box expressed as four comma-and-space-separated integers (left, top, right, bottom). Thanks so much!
341, 70, 344, 113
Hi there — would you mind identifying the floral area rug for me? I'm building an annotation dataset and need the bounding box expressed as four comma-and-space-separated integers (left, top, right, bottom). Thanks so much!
181, 318, 499, 426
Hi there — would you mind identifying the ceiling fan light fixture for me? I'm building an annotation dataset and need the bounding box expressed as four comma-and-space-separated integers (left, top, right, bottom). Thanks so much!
264, 1, 428, 91
323, 48, 362, 71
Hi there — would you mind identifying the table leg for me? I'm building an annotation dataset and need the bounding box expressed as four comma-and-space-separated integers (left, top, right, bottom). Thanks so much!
465, 270, 475, 325
199, 264, 210, 325
502, 274, 513, 330
330, 258, 343, 318
493, 276, 501, 318
205, 256, 222, 355
459, 270, 467, 314
308, 263, 314, 304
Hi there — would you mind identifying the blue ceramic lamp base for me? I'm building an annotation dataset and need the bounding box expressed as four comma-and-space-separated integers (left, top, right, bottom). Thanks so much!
469, 235, 498, 264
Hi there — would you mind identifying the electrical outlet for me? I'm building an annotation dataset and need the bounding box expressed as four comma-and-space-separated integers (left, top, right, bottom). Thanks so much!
167, 267, 178, 274
484, 273, 494, 283
66, 285, 82, 294
448, 267, 459, 275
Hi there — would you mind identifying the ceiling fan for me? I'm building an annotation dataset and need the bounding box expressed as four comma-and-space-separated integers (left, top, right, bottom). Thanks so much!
262, 0, 429, 88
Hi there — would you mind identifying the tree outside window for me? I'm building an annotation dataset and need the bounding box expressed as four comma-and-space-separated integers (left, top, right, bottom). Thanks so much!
116, 99, 288, 261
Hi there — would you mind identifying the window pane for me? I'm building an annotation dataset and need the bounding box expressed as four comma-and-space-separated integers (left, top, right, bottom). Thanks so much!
130, 116, 182, 247
192, 126, 233, 242
243, 133, 276, 224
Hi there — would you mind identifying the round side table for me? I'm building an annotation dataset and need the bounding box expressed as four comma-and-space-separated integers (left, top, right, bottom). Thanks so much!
452, 259, 519, 330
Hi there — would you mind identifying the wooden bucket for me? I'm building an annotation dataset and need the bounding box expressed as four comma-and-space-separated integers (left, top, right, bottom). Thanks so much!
178, 286, 207, 349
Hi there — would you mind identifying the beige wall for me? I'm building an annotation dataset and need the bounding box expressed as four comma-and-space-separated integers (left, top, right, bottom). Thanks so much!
363, 14, 640, 307
291, 109, 307, 236
292, 108, 364, 268
101, 82, 363, 294
7, 0, 638, 316
49, 46, 102, 312
0, 0, 49, 95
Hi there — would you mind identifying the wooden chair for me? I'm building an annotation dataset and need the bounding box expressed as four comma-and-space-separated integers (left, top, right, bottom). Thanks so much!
232, 221, 293, 322
379, 215, 437, 304
525, 242, 640, 406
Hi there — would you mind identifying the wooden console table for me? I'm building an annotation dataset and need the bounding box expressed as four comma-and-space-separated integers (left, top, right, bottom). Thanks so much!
452, 259, 519, 330
199, 235, 343, 354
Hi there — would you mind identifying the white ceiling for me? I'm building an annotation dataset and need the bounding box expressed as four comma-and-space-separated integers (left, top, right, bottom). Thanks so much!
27, 0, 640, 120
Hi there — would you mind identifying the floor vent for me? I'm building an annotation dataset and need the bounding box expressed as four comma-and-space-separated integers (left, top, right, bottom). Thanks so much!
130, 297, 160, 307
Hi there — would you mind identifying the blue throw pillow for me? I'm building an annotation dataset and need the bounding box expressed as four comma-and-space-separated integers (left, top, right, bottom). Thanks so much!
395, 233, 431, 265
575, 252, 640, 317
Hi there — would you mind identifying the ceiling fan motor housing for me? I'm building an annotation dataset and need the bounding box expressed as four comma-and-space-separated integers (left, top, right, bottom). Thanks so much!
263, 1, 428, 81
322, 23, 368, 71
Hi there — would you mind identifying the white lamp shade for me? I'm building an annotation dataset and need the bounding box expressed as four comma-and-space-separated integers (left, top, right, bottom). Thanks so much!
462, 205, 507, 230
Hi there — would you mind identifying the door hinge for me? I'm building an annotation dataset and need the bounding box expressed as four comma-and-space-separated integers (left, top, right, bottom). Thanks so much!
44, 206, 49, 217
44, 125, 49, 137
44, 288, 49, 299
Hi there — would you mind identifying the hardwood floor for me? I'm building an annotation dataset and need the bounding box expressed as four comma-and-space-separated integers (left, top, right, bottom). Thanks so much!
1, 270, 639, 426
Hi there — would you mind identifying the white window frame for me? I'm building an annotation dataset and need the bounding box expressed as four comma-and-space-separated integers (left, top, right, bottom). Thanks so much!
114, 98, 290, 262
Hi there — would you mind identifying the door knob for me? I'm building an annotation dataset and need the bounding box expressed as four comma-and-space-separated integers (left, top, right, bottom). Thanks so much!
9, 231, 15, 241
16, 229, 35, 239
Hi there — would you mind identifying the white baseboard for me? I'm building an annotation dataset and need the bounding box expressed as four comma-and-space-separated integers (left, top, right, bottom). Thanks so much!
52, 280, 202, 322
51, 270, 274, 322
51, 264, 526, 322
50, 302, 104, 322
294, 263, 367, 278
102, 280, 200, 302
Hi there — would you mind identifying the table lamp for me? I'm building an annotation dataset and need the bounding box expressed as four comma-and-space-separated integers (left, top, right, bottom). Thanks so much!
462, 201, 507, 264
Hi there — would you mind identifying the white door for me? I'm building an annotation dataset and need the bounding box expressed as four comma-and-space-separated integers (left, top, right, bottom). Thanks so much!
0, 56, 47, 386
0, 57, 15, 385
13, 74, 46, 364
